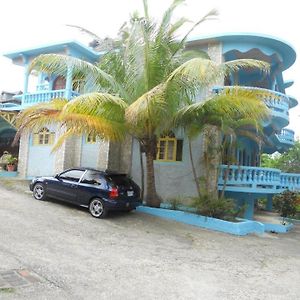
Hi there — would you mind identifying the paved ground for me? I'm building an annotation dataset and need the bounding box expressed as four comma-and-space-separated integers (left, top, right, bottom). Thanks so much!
0, 180, 299, 300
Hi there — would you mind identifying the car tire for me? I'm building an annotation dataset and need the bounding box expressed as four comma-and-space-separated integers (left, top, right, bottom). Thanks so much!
89, 198, 108, 218
33, 183, 47, 201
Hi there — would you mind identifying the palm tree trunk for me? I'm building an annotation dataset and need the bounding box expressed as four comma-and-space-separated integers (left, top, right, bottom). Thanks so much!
144, 149, 160, 207
221, 163, 230, 199
203, 126, 221, 199
188, 138, 201, 197
139, 144, 145, 201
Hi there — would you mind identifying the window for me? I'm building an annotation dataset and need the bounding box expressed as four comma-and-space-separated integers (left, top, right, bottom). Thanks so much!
156, 132, 183, 162
33, 128, 55, 146
59, 170, 85, 182
86, 133, 97, 144
72, 79, 85, 93
81, 170, 105, 186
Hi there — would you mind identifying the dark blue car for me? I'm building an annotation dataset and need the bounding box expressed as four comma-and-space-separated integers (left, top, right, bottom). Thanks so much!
29, 168, 142, 218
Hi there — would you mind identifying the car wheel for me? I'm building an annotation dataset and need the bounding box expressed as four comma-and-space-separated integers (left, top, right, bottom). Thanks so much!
33, 183, 46, 201
89, 198, 108, 218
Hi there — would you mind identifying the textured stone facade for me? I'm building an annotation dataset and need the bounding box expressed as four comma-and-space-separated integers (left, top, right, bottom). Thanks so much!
17, 131, 30, 178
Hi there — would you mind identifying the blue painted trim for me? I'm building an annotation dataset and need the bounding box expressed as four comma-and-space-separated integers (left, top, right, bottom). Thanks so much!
187, 33, 296, 70
137, 206, 265, 235
0, 171, 18, 177
137, 206, 294, 235
263, 222, 293, 233
3, 40, 103, 63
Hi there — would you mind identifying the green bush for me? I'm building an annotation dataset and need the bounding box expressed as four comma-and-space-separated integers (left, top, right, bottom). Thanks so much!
273, 190, 298, 218
191, 195, 242, 220
168, 197, 182, 210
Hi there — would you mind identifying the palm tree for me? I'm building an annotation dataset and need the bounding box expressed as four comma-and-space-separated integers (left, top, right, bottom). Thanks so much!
16, 0, 270, 207
174, 87, 270, 198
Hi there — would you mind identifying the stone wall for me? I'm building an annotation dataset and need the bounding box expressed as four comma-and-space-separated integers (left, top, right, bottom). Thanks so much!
17, 131, 30, 178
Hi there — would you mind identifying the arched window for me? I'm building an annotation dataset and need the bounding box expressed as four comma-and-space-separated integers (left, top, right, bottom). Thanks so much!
156, 132, 183, 162
33, 128, 55, 146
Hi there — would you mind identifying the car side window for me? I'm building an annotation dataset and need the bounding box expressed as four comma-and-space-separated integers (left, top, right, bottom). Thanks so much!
80, 171, 106, 186
59, 170, 85, 182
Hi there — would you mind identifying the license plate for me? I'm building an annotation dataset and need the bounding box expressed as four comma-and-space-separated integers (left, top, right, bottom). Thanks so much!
127, 191, 134, 197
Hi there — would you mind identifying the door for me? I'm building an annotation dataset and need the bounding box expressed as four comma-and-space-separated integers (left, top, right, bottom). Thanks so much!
47, 169, 85, 203
53, 76, 66, 90
77, 170, 108, 206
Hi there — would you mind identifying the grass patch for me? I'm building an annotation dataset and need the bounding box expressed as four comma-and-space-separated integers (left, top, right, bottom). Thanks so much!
0, 287, 15, 293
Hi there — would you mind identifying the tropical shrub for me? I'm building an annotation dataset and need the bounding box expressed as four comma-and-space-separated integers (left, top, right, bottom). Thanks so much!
273, 190, 298, 218
191, 194, 242, 220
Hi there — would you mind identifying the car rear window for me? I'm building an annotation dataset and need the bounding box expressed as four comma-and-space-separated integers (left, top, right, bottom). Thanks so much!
106, 174, 133, 188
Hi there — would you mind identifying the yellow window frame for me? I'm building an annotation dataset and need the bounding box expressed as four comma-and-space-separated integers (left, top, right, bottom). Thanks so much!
33, 128, 55, 146
86, 133, 97, 144
156, 137, 177, 161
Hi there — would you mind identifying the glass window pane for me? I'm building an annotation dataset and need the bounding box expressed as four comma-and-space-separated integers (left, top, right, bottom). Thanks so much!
167, 141, 175, 160
59, 170, 85, 182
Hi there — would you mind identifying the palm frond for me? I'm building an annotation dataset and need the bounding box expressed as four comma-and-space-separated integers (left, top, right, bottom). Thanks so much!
30, 54, 129, 98
66, 24, 102, 41
222, 59, 270, 74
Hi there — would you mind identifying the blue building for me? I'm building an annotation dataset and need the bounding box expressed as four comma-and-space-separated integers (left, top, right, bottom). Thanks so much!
1, 33, 299, 219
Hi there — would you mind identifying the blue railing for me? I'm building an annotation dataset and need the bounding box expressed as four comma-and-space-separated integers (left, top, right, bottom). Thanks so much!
280, 172, 300, 191
275, 128, 295, 145
13, 89, 80, 107
214, 86, 290, 122
218, 165, 300, 194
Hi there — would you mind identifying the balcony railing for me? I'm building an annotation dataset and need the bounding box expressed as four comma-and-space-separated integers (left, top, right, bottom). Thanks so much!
280, 173, 300, 190
13, 89, 80, 107
275, 128, 295, 145
218, 165, 300, 194
214, 86, 290, 123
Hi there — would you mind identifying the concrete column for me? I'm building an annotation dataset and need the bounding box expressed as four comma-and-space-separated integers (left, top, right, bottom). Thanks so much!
65, 65, 73, 99
244, 198, 255, 220
22, 63, 29, 105
266, 194, 273, 211
17, 131, 30, 178
96, 140, 110, 170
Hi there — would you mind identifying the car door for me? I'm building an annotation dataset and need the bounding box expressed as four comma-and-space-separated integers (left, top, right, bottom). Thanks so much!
76, 170, 108, 206
48, 169, 86, 203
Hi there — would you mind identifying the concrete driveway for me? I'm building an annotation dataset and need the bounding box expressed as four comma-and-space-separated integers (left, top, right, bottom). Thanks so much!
0, 182, 299, 300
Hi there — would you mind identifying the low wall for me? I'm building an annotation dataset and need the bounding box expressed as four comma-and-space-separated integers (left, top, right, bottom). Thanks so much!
137, 206, 293, 235
0, 171, 18, 177
137, 206, 265, 236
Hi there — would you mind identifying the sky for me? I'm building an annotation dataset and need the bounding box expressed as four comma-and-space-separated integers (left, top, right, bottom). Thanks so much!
0, 0, 299, 137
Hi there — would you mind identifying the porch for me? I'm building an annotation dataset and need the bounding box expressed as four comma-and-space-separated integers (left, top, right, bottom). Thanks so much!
218, 164, 300, 219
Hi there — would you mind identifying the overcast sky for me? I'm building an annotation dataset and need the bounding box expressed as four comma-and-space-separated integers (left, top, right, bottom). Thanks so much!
0, 0, 299, 136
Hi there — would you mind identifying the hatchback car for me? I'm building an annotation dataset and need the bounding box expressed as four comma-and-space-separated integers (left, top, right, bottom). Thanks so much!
29, 168, 142, 218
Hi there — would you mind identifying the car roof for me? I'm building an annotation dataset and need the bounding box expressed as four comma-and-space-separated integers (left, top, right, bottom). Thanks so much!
65, 167, 126, 176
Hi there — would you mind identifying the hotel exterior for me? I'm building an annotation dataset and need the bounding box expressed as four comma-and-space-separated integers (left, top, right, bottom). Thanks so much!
1, 33, 299, 219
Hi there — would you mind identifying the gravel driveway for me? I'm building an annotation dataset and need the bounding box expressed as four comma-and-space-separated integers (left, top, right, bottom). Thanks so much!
0, 181, 299, 300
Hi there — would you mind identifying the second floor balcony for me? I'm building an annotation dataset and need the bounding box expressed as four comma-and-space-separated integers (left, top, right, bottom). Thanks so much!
214, 86, 292, 130
13, 89, 80, 108
275, 128, 295, 146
